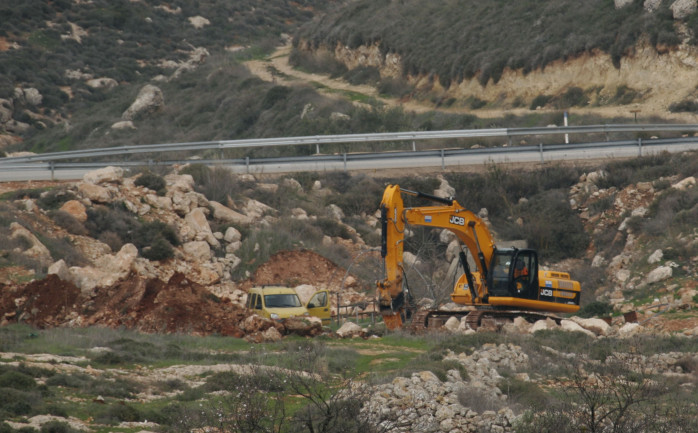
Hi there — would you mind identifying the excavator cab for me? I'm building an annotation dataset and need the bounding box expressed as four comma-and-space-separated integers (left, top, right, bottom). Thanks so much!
487, 249, 538, 299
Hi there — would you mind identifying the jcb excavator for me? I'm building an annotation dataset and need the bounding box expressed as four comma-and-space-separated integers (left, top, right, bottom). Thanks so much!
376, 185, 580, 330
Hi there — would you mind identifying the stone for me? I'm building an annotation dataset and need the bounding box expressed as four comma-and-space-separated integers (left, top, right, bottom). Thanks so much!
243, 199, 273, 219
261, 326, 282, 342
188, 15, 211, 28
10, 222, 52, 265
0, 99, 13, 123
619, 322, 643, 337
21, 88, 43, 106
645, 0, 663, 12
571, 317, 611, 336
210, 201, 252, 224
185, 208, 220, 247
561, 319, 596, 337
646, 266, 672, 284
77, 182, 111, 203
326, 204, 345, 221
86, 78, 118, 89
615, 0, 634, 7
403, 251, 421, 267
95, 243, 138, 278
48, 259, 71, 282
122, 84, 164, 121
165, 173, 195, 193
59, 200, 87, 222
530, 319, 549, 333
648, 249, 663, 264
671, 0, 697, 19
444, 316, 460, 332
336, 321, 362, 338
591, 254, 607, 268
282, 177, 303, 192
672, 176, 695, 191
83, 166, 124, 185
183, 241, 211, 262
224, 226, 242, 243
111, 120, 136, 130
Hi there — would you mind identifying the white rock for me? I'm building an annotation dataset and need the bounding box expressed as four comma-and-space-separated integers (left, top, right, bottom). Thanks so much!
185, 208, 220, 247
648, 249, 663, 264
224, 226, 242, 243
591, 254, 607, 268
111, 120, 136, 130
530, 319, 549, 332
10, 222, 52, 265
83, 166, 124, 185
646, 266, 672, 284
615, 0, 634, 7
326, 204, 345, 221
561, 319, 596, 337
210, 201, 252, 224
188, 15, 211, 28
571, 317, 611, 336
645, 0, 663, 12
183, 241, 211, 262
444, 316, 460, 332
48, 259, 71, 282
619, 322, 643, 337
122, 84, 164, 121
86, 77, 118, 89
336, 321, 362, 338
672, 176, 696, 191
671, 0, 697, 19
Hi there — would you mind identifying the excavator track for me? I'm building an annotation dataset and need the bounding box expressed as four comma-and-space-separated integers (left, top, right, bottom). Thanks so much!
417, 309, 562, 331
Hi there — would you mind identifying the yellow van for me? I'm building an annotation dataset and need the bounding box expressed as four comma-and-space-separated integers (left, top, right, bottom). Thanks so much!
246, 286, 331, 324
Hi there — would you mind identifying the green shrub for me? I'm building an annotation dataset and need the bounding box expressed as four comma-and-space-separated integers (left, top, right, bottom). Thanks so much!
134, 171, 166, 195
36, 189, 76, 211
529, 94, 551, 110
94, 403, 143, 425
50, 210, 88, 236
0, 371, 36, 389
40, 421, 77, 433
669, 98, 698, 113
577, 300, 613, 318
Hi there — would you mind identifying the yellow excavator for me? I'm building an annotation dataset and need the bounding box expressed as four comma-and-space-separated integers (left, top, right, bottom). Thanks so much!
376, 185, 581, 330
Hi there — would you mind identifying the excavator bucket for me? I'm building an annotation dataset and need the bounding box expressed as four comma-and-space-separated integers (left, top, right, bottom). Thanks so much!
382, 311, 403, 330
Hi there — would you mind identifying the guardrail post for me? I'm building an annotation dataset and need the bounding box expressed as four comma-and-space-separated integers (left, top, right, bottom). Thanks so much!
638, 137, 642, 156
343, 153, 347, 171
316, 144, 320, 155
441, 149, 445, 170
539, 143, 544, 164
49, 161, 55, 181
245, 156, 249, 173
412, 140, 416, 152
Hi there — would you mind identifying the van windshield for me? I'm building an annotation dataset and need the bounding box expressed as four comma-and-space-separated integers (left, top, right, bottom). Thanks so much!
264, 294, 302, 308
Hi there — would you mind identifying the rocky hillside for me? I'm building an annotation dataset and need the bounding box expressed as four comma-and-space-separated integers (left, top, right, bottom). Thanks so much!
294, 0, 698, 118
1, 152, 697, 339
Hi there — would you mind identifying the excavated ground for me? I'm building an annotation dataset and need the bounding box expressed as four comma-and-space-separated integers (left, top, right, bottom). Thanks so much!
0, 249, 354, 337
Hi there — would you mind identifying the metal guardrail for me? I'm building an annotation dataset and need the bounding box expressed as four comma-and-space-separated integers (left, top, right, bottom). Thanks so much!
2, 123, 698, 165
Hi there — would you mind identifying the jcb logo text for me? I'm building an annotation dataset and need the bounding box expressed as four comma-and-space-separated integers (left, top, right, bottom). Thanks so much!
449, 215, 465, 226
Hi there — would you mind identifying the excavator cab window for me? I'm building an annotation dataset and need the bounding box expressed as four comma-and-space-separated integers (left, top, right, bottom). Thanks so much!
488, 249, 538, 298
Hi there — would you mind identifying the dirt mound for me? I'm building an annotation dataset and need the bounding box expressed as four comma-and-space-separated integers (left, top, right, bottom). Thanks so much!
242, 249, 349, 290
1, 273, 250, 337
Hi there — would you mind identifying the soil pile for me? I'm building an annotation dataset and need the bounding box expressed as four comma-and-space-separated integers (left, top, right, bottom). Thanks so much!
1, 273, 250, 337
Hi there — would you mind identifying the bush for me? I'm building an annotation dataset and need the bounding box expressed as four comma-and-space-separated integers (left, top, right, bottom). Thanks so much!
0, 370, 36, 389
529, 94, 551, 110
669, 98, 698, 113
50, 210, 88, 236
134, 171, 166, 195
577, 300, 613, 318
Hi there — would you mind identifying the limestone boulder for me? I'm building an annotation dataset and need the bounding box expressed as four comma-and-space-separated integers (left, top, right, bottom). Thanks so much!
671, 0, 697, 19
444, 316, 460, 332
648, 249, 663, 264
619, 322, 643, 337
83, 166, 124, 185
336, 321, 362, 338
185, 208, 220, 247
165, 173, 195, 193
224, 226, 242, 243
183, 241, 211, 262
210, 201, 252, 225
122, 84, 164, 121
48, 259, 71, 282
59, 200, 87, 222
571, 317, 611, 336
672, 176, 696, 191
325, 204, 345, 221
561, 319, 596, 337
77, 182, 111, 203
646, 266, 672, 284
10, 222, 52, 265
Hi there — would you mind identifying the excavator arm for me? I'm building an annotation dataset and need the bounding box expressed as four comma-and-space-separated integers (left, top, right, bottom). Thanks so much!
376, 185, 497, 327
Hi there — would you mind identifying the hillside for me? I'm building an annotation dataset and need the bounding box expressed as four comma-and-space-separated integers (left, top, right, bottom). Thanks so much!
293, 0, 698, 118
